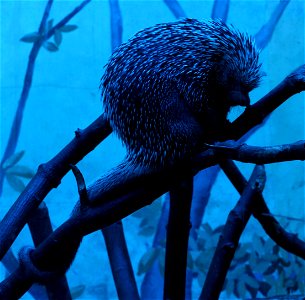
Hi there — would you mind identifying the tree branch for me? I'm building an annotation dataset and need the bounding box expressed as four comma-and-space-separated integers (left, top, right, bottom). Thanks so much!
220, 159, 305, 260
0, 114, 111, 260
200, 165, 266, 300
204, 140, 305, 164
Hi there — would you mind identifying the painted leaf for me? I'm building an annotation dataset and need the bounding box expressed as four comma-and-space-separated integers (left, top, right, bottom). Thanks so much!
2, 151, 25, 169
237, 280, 246, 298
20, 32, 41, 43
138, 226, 155, 237
158, 249, 165, 276
43, 41, 59, 52
244, 274, 259, 290
137, 248, 159, 275
225, 278, 235, 296
47, 18, 53, 32
6, 165, 35, 178
54, 29, 63, 46
71, 284, 85, 299
188, 236, 197, 251
187, 252, 194, 270
59, 24, 78, 32
6, 174, 25, 192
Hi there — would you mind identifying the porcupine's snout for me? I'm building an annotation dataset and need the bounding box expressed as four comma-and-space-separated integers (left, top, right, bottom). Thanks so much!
227, 90, 250, 107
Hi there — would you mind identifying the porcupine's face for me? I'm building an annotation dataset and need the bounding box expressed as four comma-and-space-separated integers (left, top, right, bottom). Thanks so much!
199, 59, 260, 141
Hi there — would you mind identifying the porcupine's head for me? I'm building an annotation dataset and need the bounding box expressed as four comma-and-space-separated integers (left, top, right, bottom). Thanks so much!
203, 20, 262, 117
101, 19, 262, 165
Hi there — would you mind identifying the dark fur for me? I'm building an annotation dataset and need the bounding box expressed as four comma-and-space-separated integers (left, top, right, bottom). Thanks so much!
101, 18, 262, 173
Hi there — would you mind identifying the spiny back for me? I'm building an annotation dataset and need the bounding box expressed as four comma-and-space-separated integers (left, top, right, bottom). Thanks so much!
101, 18, 261, 167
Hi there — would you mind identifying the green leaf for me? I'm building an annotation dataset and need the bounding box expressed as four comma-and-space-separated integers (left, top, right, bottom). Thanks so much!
6, 174, 25, 192
2, 151, 25, 169
132, 198, 162, 219
237, 280, 246, 298
137, 248, 159, 276
188, 236, 197, 251
6, 165, 35, 178
54, 29, 63, 46
138, 226, 155, 237
59, 24, 78, 32
197, 271, 206, 287
252, 234, 265, 254
47, 18, 53, 32
201, 223, 213, 236
225, 278, 235, 297
254, 261, 269, 274
187, 252, 194, 270
20, 32, 41, 43
213, 224, 224, 235
158, 249, 165, 276
195, 250, 213, 271
71, 284, 85, 299
43, 41, 59, 52
244, 274, 259, 290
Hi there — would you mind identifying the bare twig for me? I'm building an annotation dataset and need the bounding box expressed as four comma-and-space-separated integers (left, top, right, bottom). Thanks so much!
254, 0, 291, 49
220, 159, 305, 260
211, 0, 230, 21
204, 140, 305, 164
163, 0, 187, 19
200, 165, 266, 300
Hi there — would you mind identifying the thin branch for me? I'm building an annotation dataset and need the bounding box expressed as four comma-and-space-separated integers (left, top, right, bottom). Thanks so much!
211, 0, 230, 21
109, 0, 123, 51
102, 222, 140, 300
254, 0, 291, 49
46, 0, 91, 39
0, 0, 53, 194
200, 165, 266, 300
220, 159, 305, 261
205, 140, 305, 164
163, 0, 187, 19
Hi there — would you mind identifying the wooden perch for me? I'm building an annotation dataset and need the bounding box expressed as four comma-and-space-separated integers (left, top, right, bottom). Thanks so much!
204, 140, 305, 164
199, 164, 266, 300
221, 159, 305, 261
0, 114, 111, 261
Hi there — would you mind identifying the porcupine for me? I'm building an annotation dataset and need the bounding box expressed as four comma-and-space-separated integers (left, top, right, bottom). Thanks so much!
99, 18, 262, 194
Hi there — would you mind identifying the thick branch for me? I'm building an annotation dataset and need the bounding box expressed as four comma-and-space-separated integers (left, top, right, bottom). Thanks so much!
164, 176, 193, 300
0, 114, 111, 260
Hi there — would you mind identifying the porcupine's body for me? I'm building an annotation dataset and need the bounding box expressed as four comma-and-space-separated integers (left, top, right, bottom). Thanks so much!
101, 18, 262, 186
